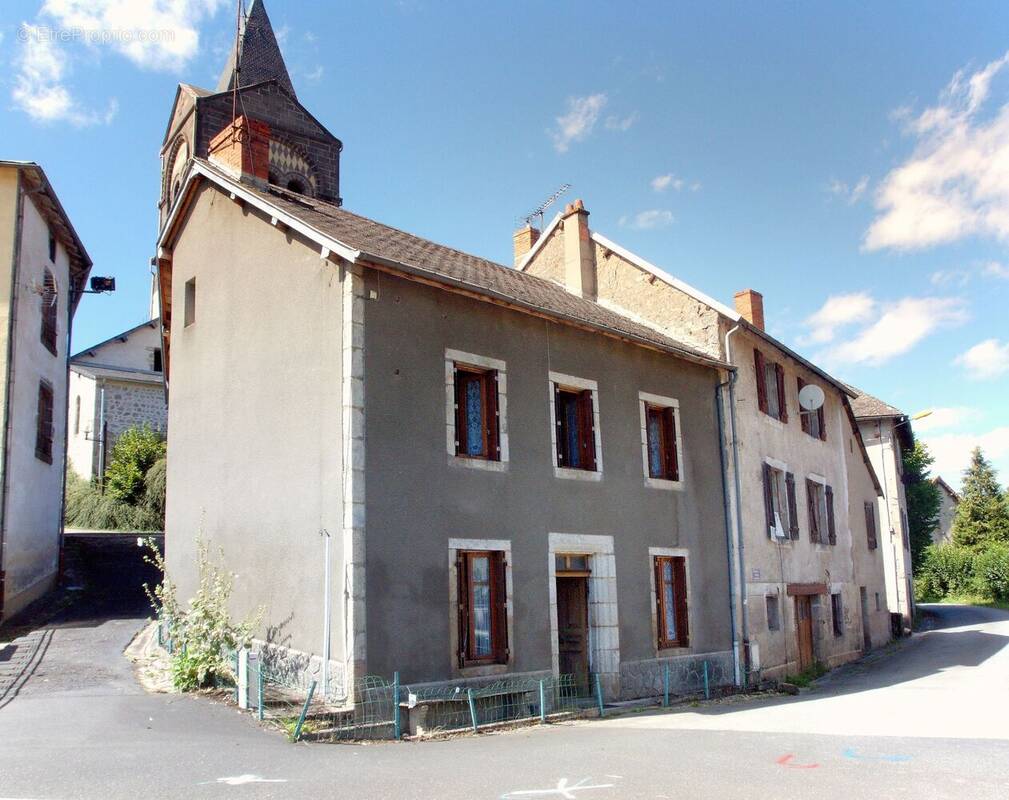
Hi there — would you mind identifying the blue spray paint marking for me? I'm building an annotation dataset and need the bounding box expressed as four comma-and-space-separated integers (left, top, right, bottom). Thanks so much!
842, 747, 912, 763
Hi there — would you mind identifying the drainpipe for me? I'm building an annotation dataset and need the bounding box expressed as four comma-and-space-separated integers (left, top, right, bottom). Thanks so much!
715, 374, 741, 687
0, 172, 26, 623
97, 382, 107, 483
724, 324, 750, 685
56, 271, 76, 581
321, 528, 331, 697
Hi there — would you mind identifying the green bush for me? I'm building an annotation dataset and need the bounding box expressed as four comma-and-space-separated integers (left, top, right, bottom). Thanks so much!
143, 457, 167, 520
65, 467, 163, 531
974, 544, 1009, 602
105, 426, 166, 505
917, 543, 975, 597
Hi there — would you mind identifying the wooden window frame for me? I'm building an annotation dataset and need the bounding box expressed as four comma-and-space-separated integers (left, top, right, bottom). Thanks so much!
40, 268, 58, 356
555, 385, 597, 472
654, 555, 689, 649
797, 376, 826, 441
453, 364, 500, 461
456, 550, 509, 667
762, 463, 799, 539
35, 380, 54, 464
645, 403, 679, 481
753, 348, 787, 423
765, 594, 781, 631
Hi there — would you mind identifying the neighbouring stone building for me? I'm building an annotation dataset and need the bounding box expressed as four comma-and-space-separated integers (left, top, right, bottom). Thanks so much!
519, 205, 892, 681
0, 160, 92, 623
157, 0, 739, 705
67, 318, 167, 481
849, 389, 917, 631
932, 476, 959, 546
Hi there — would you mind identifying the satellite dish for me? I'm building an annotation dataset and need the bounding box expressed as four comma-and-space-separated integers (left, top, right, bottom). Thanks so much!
798, 383, 825, 412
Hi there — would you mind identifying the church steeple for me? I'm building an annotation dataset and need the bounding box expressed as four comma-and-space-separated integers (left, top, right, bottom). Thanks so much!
217, 0, 296, 98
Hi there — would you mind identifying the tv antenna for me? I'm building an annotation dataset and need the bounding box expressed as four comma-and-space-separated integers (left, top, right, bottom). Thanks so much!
520, 184, 571, 229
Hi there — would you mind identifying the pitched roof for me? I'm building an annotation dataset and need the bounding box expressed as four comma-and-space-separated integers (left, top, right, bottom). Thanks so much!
161, 160, 730, 372
71, 318, 160, 361
217, 0, 295, 98
845, 385, 905, 420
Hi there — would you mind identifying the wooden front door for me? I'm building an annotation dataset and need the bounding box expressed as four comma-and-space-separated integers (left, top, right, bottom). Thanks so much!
795, 595, 814, 671
557, 576, 589, 687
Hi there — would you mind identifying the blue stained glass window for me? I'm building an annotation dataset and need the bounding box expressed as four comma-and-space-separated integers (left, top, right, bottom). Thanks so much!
565, 397, 581, 468
471, 556, 491, 656
662, 561, 677, 640
647, 413, 663, 476
465, 378, 484, 456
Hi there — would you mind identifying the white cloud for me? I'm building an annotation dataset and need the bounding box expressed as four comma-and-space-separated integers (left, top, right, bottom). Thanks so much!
803, 292, 876, 344
650, 173, 684, 193
955, 338, 1009, 379
12, 1, 227, 125
619, 209, 675, 230
550, 93, 607, 153
865, 51, 1009, 251
922, 426, 1009, 490
828, 175, 869, 205
912, 406, 980, 433
984, 260, 1009, 279
604, 111, 638, 132
822, 296, 967, 365
929, 268, 971, 287
303, 65, 324, 82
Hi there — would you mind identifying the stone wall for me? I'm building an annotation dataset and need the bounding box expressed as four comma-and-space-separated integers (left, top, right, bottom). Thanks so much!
104, 379, 168, 446
619, 650, 735, 700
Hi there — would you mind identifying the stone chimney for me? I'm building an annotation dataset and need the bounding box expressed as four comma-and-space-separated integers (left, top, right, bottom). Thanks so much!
562, 199, 596, 300
734, 289, 765, 330
513, 224, 540, 266
208, 115, 271, 187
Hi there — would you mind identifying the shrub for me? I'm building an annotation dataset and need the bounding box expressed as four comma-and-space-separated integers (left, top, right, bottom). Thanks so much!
917, 543, 975, 597
105, 425, 166, 505
974, 544, 1009, 602
65, 468, 163, 531
143, 457, 167, 520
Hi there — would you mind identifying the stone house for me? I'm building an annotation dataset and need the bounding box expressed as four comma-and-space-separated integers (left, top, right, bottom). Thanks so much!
0, 161, 92, 623
67, 318, 167, 481
849, 389, 916, 630
932, 476, 958, 545
518, 208, 891, 680
156, 2, 738, 704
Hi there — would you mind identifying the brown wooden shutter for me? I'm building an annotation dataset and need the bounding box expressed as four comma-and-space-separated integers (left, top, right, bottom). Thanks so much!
786, 471, 800, 539
456, 553, 469, 667
485, 370, 500, 460
554, 385, 565, 465
654, 557, 665, 647
865, 502, 878, 550
806, 478, 819, 543
797, 377, 810, 434
453, 366, 465, 456
492, 552, 509, 662
673, 557, 689, 647
776, 363, 788, 423
762, 463, 775, 537
578, 389, 596, 471
825, 485, 837, 545
35, 382, 54, 464
663, 406, 679, 480
818, 406, 827, 442
753, 349, 768, 413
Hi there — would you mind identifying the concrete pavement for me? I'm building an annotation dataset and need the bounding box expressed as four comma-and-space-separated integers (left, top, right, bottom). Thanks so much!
1, 541, 1008, 800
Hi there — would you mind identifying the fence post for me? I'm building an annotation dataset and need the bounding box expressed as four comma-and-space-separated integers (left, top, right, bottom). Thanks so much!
292, 680, 317, 742
257, 661, 265, 721
594, 674, 604, 717
663, 664, 670, 707
393, 671, 401, 740
467, 689, 479, 733
703, 661, 710, 700
539, 679, 547, 723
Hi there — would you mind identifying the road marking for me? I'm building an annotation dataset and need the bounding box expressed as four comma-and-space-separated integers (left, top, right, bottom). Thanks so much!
501, 777, 616, 798
842, 747, 912, 763
201, 775, 288, 786
776, 754, 820, 769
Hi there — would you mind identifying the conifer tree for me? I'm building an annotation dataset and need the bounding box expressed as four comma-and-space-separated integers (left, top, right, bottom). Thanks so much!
952, 447, 1009, 550
903, 440, 941, 570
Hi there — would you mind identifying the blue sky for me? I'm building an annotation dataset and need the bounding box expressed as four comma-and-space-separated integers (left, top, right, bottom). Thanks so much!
1, 1, 1007, 489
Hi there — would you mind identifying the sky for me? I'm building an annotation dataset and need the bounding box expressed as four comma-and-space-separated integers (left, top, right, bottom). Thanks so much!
1, 0, 1007, 490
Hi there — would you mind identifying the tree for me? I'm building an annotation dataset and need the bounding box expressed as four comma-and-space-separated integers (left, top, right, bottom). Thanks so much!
952, 447, 1009, 550
903, 440, 941, 571
105, 425, 167, 505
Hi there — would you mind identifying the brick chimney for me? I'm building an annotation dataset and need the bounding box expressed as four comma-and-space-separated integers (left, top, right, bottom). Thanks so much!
562, 199, 596, 300
208, 115, 271, 187
734, 289, 765, 330
513, 224, 540, 266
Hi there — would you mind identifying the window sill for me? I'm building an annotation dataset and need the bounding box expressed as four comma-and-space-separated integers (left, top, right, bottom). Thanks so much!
656, 645, 690, 656
554, 466, 602, 482
456, 663, 510, 678
448, 455, 508, 472
759, 414, 786, 430
645, 476, 684, 491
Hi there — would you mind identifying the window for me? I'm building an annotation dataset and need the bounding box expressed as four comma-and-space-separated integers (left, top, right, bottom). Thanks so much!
766, 595, 781, 631
554, 385, 596, 471
73, 395, 80, 435
831, 592, 844, 637
153, 348, 163, 373
762, 463, 798, 539
654, 555, 689, 648
901, 509, 910, 551
875, 592, 881, 612
48, 230, 56, 262
453, 365, 499, 460
806, 479, 836, 545
797, 377, 826, 441
456, 550, 508, 666
35, 381, 54, 464
864, 501, 879, 550
644, 402, 679, 481
753, 348, 787, 422
184, 277, 196, 327
40, 269, 58, 356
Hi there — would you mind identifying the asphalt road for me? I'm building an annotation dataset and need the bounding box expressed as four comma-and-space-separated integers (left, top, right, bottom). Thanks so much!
1, 542, 1008, 799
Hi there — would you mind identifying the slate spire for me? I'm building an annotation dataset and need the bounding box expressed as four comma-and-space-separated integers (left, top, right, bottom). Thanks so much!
217, 0, 296, 98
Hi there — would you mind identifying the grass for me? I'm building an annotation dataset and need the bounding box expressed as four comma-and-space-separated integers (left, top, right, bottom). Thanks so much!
917, 593, 1009, 611
784, 661, 828, 688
